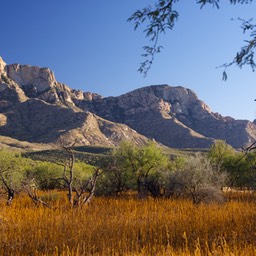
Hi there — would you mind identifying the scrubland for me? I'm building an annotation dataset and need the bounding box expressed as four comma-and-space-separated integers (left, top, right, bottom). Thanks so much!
1, 192, 256, 256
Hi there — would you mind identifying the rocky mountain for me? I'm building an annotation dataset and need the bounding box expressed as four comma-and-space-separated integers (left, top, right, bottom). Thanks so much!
1, 56, 256, 149
78, 86, 256, 149
0, 57, 148, 148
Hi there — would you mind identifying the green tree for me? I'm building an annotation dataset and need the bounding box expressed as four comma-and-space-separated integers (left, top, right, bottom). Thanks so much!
223, 151, 256, 189
113, 141, 169, 198
96, 160, 136, 196
0, 150, 27, 204
32, 162, 63, 190
208, 140, 256, 189
164, 156, 185, 197
128, 0, 256, 77
208, 140, 235, 172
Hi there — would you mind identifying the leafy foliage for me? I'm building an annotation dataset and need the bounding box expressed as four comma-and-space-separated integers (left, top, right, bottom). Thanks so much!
107, 141, 169, 197
28, 162, 63, 190
222, 152, 256, 188
222, 18, 256, 80
128, 0, 179, 76
2, 140, 256, 205
208, 140, 256, 189
128, 0, 256, 77
0, 150, 29, 204
197, 0, 253, 9
208, 140, 235, 172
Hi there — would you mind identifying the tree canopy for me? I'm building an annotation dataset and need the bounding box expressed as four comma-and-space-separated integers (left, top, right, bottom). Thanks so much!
0, 150, 29, 204
128, 0, 256, 77
112, 141, 169, 197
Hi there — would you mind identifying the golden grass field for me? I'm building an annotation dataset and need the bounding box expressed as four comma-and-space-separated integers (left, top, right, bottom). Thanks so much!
1, 192, 256, 256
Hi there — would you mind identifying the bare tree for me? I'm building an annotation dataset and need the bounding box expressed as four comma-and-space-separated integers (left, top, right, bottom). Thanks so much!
56, 144, 103, 207
61, 145, 75, 206
72, 167, 102, 206
22, 178, 52, 209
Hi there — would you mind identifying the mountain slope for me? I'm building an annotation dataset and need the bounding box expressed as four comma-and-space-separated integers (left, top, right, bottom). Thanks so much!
1, 57, 255, 149
75, 85, 256, 148
0, 57, 148, 147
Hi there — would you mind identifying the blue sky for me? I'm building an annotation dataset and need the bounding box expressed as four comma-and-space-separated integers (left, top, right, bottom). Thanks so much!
1, 1, 256, 120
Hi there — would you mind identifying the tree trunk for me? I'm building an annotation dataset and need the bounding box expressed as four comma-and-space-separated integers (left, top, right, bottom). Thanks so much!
137, 178, 146, 199
6, 188, 14, 205
67, 182, 73, 206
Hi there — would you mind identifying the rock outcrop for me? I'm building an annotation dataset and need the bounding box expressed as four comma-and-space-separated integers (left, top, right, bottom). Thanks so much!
76, 85, 256, 148
0, 57, 6, 74
0, 58, 148, 147
1, 57, 255, 149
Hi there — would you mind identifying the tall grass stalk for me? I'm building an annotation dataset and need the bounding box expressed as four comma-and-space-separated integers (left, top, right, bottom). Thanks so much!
1, 192, 256, 255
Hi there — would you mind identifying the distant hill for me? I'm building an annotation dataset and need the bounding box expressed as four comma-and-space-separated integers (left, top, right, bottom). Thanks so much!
1, 56, 256, 150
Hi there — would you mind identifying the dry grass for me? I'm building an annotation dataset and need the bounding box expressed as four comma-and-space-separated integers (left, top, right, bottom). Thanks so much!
1, 192, 256, 255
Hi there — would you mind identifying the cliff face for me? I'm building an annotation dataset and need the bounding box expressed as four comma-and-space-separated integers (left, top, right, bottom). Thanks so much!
0, 58, 148, 147
0, 57, 255, 149
75, 85, 256, 148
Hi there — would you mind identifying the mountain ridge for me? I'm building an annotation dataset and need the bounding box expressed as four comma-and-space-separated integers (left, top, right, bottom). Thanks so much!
0, 57, 255, 149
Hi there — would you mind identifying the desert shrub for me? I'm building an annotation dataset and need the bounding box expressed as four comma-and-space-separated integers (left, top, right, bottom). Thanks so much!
167, 154, 228, 203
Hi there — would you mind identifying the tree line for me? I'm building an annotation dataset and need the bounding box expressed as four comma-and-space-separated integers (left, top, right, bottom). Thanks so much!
1, 140, 256, 207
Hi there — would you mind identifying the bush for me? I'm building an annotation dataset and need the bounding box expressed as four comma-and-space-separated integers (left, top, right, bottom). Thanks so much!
31, 162, 64, 190
167, 154, 228, 203
95, 165, 137, 196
